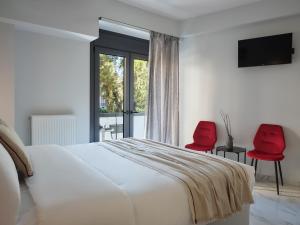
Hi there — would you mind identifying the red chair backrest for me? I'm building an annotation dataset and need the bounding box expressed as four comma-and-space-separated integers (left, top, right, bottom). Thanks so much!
193, 121, 217, 147
253, 124, 286, 155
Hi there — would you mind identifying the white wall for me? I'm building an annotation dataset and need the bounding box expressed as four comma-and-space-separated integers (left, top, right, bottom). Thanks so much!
15, 30, 90, 145
0, 0, 180, 37
0, 22, 14, 126
180, 15, 300, 186
180, 0, 300, 37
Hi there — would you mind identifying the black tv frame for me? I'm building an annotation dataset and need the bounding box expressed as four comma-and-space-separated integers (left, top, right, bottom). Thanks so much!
238, 33, 294, 68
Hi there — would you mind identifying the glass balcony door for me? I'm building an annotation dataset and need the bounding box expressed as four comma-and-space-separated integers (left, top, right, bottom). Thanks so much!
98, 49, 129, 141
130, 55, 149, 138
95, 48, 148, 141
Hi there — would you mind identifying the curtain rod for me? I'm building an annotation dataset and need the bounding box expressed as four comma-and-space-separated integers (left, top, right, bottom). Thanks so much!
99, 17, 150, 33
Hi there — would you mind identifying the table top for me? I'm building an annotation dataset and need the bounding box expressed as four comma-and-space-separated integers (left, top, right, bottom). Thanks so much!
216, 146, 246, 153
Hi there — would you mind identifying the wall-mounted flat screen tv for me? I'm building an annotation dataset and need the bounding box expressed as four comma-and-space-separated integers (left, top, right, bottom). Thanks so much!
238, 33, 294, 67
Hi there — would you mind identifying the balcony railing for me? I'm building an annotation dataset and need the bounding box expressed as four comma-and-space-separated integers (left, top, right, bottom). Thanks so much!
99, 112, 146, 141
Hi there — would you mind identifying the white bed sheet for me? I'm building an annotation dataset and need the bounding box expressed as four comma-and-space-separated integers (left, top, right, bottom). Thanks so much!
18, 143, 254, 225
18, 182, 36, 225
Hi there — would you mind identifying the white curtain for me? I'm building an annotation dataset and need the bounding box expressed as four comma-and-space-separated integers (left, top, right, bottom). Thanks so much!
146, 31, 179, 146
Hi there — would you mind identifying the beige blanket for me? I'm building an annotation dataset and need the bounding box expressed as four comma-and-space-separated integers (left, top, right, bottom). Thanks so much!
100, 138, 253, 224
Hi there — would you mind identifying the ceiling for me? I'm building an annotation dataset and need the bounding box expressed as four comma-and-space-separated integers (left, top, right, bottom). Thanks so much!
116, 0, 264, 20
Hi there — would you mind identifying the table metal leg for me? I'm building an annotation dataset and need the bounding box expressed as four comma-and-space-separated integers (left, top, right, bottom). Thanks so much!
237, 153, 240, 162
244, 152, 247, 164
224, 151, 226, 158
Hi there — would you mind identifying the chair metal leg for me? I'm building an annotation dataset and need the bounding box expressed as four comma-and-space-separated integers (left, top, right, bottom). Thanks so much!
251, 158, 254, 166
210, 150, 213, 154
254, 159, 258, 176
274, 161, 279, 195
278, 161, 283, 186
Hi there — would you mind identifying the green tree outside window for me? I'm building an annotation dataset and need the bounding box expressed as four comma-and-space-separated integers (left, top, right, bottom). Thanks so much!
99, 54, 148, 113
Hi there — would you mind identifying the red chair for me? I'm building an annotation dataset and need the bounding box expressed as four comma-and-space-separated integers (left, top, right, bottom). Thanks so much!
185, 121, 217, 154
247, 124, 286, 195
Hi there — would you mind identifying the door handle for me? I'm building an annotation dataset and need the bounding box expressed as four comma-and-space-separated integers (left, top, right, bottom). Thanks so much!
123, 110, 139, 114
130, 111, 139, 114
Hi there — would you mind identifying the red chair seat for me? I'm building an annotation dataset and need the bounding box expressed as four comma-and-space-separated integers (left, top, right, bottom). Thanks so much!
185, 121, 217, 152
247, 150, 284, 161
185, 143, 213, 151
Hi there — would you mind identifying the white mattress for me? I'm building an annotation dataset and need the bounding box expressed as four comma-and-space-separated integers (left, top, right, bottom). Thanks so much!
18, 143, 254, 225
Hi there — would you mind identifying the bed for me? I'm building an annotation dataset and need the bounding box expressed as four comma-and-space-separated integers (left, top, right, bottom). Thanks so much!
12, 138, 254, 225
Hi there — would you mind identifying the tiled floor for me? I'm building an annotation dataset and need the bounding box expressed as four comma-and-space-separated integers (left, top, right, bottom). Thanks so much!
250, 182, 300, 225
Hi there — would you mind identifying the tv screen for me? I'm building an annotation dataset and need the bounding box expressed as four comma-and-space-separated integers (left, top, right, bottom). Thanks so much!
238, 33, 293, 67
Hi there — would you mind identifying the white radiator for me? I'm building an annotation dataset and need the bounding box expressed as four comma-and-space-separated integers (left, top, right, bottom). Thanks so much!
31, 115, 76, 145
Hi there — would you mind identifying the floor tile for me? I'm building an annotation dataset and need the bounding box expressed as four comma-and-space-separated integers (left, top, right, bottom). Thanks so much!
250, 183, 300, 225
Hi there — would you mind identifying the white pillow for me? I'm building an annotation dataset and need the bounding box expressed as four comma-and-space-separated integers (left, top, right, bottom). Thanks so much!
0, 144, 21, 225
